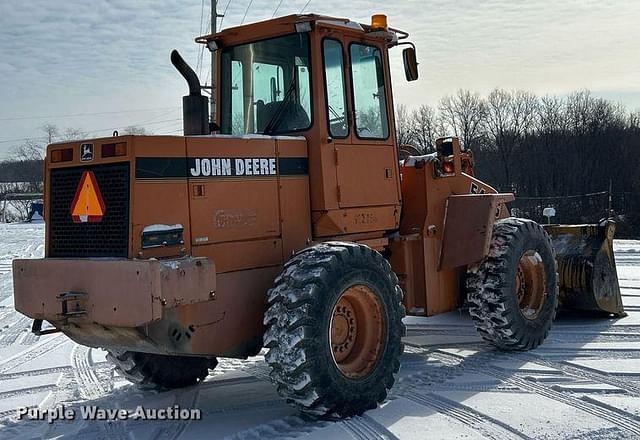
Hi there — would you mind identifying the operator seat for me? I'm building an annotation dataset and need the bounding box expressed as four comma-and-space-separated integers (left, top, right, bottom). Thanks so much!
256, 99, 310, 133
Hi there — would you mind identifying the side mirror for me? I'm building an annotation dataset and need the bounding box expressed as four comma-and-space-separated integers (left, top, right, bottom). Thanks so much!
402, 47, 419, 82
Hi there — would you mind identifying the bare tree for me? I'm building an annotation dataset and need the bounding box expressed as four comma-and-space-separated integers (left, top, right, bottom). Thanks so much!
394, 104, 413, 146
410, 104, 438, 152
438, 90, 486, 150
8, 199, 32, 221
10, 140, 44, 161
60, 127, 87, 141
537, 95, 566, 134
484, 89, 537, 187
123, 125, 149, 135
40, 124, 59, 144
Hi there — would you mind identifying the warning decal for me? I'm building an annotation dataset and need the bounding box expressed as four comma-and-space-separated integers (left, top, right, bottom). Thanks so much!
70, 171, 106, 223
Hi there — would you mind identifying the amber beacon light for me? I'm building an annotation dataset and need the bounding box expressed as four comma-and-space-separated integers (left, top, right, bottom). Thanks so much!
371, 14, 388, 31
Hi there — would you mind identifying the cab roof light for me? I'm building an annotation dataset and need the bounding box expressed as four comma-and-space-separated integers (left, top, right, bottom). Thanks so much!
371, 14, 388, 31
51, 148, 73, 163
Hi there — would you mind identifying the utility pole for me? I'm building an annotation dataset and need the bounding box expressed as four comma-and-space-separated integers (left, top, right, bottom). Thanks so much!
210, 0, 217, 126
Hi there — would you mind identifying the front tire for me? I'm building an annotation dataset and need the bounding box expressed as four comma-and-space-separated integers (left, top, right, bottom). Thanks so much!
263, 242, 405, 418
466, 218, 558, 350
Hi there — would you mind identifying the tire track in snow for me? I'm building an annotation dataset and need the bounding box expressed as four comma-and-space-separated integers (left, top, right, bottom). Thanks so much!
430, 350, 640, 437
70, 345, 128, 440
0, 407, 33, 420
0, 383, 58, 400
0, 315, 29, 346
0, 365, 72, 380
20, 330, 40, 345
151, 387, 201, 440
404, 391, 531, 440
513, 353, 640, 396
394, 348, 530, 439
340, 415, 401, 440
0, 262, 12, 276
228, 414, 330, 440
71, 345, 109, 400
0, 334, 67, 374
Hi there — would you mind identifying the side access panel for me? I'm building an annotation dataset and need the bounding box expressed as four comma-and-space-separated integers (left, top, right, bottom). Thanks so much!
186, 136, 282, 273
335, 144, 399, 208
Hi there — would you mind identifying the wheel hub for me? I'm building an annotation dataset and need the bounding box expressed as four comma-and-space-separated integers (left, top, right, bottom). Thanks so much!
516, 250, 547, 320
331, 301, 357, 358
329, 284, 383, 379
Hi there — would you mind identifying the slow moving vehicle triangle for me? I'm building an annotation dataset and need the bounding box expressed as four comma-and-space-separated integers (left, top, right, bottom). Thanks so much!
70, 170, 106, 223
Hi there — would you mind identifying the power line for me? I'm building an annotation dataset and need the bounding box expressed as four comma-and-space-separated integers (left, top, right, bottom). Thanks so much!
219, 0, 233, 29
195, 0, 206, 77
0, 118, 182, 145
240, 0, 254, 24
272, 0, 284, 17
84, 118, 182, 136
300, 0, 312, 13
0, 107, 179, 122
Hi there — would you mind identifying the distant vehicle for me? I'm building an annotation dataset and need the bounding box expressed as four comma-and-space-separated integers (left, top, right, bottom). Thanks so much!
28, 200, 43, 222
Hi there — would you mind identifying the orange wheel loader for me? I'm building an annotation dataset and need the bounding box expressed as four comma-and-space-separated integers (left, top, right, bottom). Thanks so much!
12, 14, 624, 418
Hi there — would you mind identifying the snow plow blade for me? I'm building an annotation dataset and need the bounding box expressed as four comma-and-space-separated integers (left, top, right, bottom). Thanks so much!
545, 219, 625, 316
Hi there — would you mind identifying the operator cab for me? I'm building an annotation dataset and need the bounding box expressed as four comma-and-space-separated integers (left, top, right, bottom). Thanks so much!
196, 14, 419, 238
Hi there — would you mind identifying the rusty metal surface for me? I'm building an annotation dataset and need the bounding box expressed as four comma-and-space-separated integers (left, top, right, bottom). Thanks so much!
13, 257, 215, 327
439, 193, 515, 271
546, 220, 624, 316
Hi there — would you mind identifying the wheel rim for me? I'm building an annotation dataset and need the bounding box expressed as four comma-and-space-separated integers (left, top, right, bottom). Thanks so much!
515, 250, 547, 320
329, 284, 384, 379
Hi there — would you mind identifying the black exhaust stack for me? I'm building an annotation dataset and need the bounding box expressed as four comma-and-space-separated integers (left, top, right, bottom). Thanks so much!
171, 50, 209, 136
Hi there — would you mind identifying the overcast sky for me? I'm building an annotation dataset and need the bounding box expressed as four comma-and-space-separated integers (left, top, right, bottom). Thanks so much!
1, 0, 639, 158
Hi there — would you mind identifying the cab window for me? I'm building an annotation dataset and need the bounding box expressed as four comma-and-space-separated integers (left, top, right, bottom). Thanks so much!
349, 43, 389, 139
220, 33, 312, 135
322, 39, 349, 138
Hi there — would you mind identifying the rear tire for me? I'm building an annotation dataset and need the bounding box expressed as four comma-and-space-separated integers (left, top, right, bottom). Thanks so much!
263, 242, 405, 418
106, 351, 215, 389
466, 218, 558, 350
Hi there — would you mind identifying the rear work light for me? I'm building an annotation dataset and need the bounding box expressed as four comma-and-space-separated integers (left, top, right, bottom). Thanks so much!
141, 224, 184, 249
101, 142, 127, 158
51, 148, 73, 163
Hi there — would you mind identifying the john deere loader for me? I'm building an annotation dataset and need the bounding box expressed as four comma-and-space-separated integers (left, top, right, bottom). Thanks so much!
12, 13, 623, 417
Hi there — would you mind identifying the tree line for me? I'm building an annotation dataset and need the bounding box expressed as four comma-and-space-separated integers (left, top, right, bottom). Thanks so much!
396, 89, 640, 237
1, 95, 639, 235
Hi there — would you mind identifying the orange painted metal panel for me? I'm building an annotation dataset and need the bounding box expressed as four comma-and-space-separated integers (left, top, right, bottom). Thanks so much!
335, 144, 399, 208
194, 238, 283, 273
440, 194, 515, 270
189, 179, 281, 244
313, 205, 399, 237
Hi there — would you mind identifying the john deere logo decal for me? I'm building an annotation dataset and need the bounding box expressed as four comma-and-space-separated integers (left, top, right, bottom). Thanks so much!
70, 171, 105, 223
80, 143, 94, 162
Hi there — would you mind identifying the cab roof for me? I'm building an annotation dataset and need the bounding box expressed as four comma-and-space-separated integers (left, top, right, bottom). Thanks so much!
195, 14, 407, 48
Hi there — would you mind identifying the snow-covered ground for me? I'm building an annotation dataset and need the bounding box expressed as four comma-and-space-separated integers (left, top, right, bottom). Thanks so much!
1, 222, 640, 439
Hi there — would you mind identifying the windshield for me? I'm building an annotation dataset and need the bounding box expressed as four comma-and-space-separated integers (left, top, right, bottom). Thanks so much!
220, 33, 312, 135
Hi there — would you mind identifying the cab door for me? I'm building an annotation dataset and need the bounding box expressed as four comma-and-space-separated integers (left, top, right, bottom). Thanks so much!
333, 40, 399, 208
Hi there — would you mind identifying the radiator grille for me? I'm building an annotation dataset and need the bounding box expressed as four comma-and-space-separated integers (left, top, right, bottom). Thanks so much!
49, 163, 130, 257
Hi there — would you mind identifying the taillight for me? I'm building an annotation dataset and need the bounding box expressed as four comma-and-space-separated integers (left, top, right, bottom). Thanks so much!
51, 148, 73, 163
101, 142, 127, 158
442, 161, 455, 174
